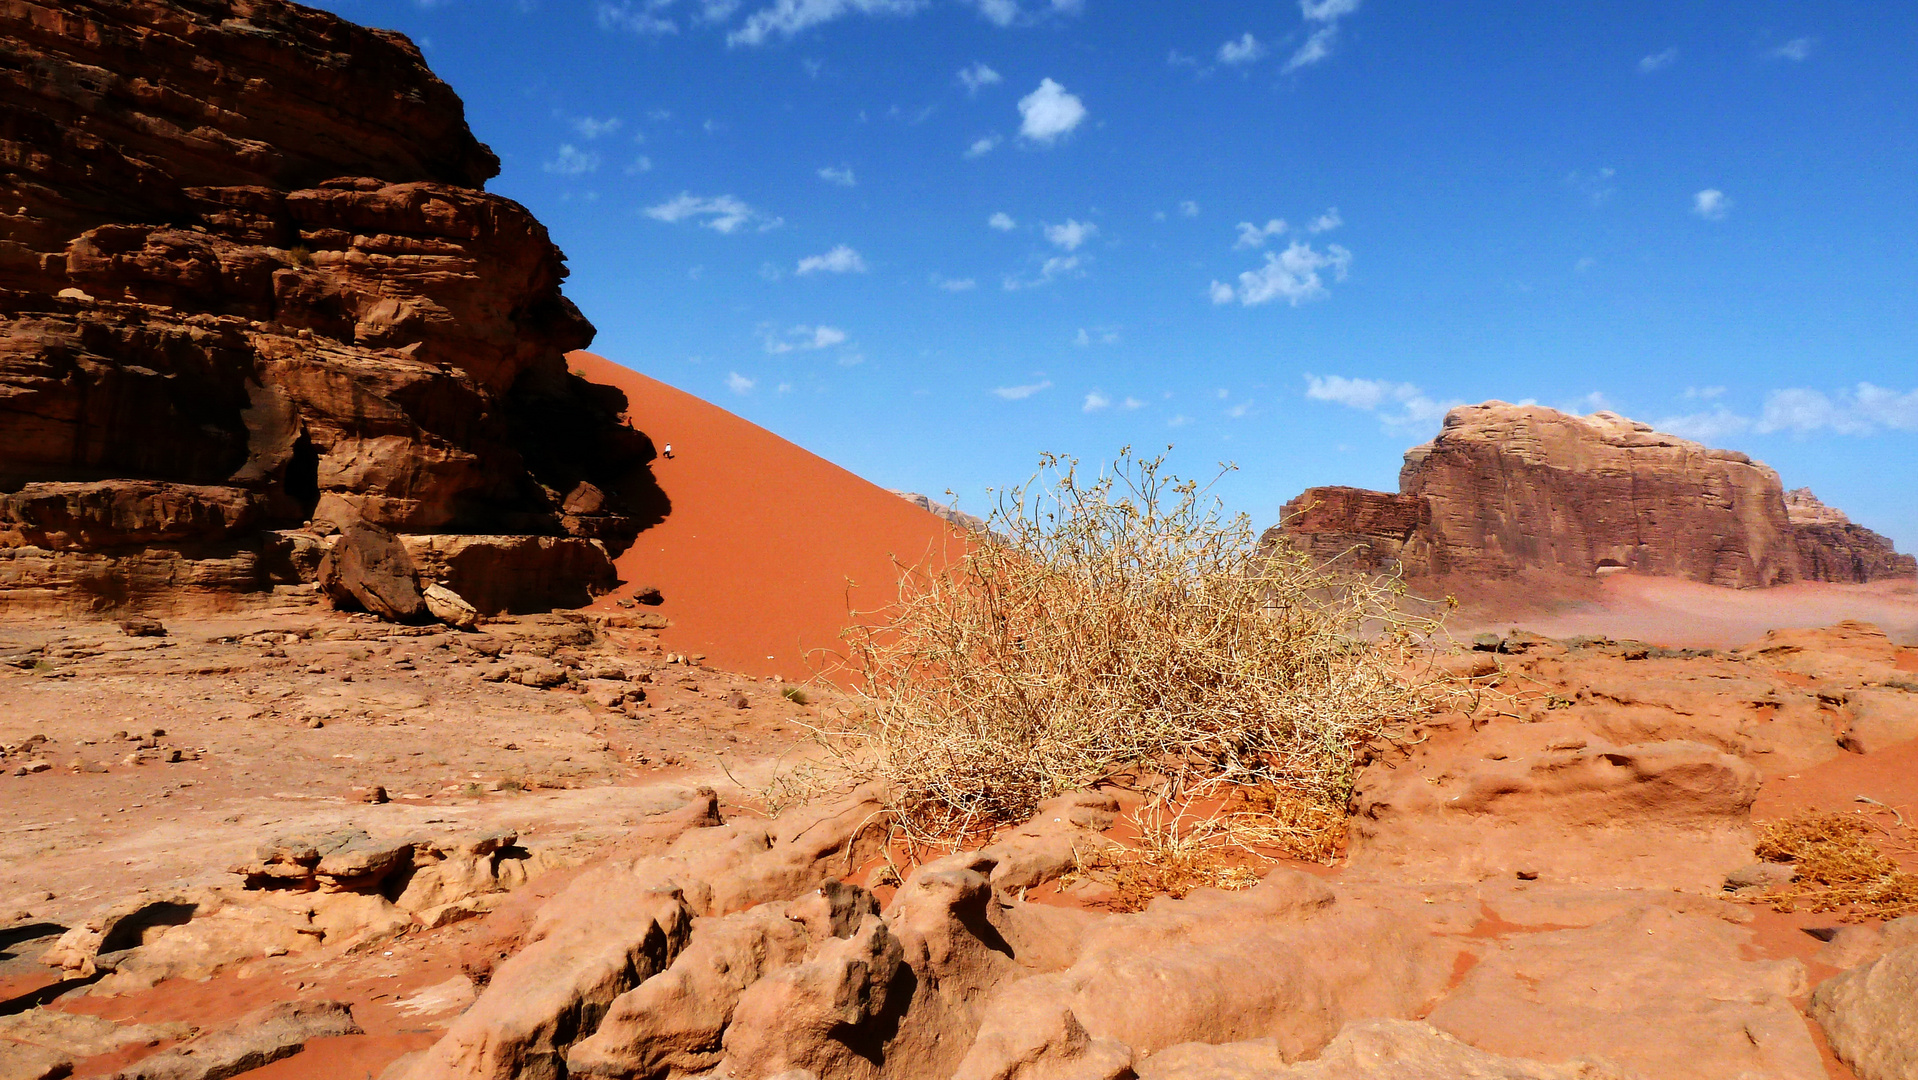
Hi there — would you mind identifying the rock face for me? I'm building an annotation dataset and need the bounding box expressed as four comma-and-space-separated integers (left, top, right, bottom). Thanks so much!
1269, 404, 1912, 587
0, 0, 666, 615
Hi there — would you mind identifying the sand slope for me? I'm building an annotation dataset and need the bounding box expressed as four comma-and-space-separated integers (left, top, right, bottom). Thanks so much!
569, 352, 966, 681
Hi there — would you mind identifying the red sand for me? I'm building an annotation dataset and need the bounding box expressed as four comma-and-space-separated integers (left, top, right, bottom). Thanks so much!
569, 352, 967, 682
1460, 573, 1918, 651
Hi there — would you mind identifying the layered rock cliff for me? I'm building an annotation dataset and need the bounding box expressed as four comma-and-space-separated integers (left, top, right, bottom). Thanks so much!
0, 0, 663, 613
1269, 404, 1913, 587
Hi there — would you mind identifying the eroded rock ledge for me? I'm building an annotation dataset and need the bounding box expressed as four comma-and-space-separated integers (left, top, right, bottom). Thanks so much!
0, 0, 665, 616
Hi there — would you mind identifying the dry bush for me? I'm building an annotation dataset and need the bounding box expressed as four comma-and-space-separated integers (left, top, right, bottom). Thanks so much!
813, 449, 1446, 846
1749, 808, 1918, 921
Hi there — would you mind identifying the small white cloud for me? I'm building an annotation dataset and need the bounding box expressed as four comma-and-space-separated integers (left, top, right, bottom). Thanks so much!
1083, 390, 1112, 412
933, 274, 977, 291
759, 261, 784, 281
1121, 396, 1144, 410
1213, 241, 1352, 306
598, 1, 679, 34
993, 379, 1053, 400
1044, 218, 1097, 251
1693, 189, 1731, 220
796, 245, 867, 275
1682, 385, 1728, 400
967, 0, 1079, 27
1565, 167, 1618, 206
1218, 32, 1265, 65
646, 192, 782, 233
988, 211, 1017, 231
1307, 207, 1342, 233
1168, 414, 1191, 427
1638, 47, 1678, 73
1225, 401, 1253, 419
1654, 407, 1750, 442
1752, 384, 1918, 436
817, 165, 856, 186
1573, 256, 1597, 273
1286, 0, 1360, 72
972, 0, 1017, 25
1234, 218, 1288, 249
572, 116, 624, 139
726, 371, 756, 394
1003, 254, 1083, 290
777, 381, 794, 394
1304, 374, 1458, 430
625, 156, 655, 175
1017, 78, 1086, 144
727, 0, 927, 47
966, 134, 1002, 158
1767, 37, 1815, 61
1179, 200, 1200, 217
959, 62, 1002, 94
543, 144, 601, 175
763, 324, 849, 353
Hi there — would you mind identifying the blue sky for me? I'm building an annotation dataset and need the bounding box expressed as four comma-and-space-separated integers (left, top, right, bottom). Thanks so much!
312, 0, 1918, 548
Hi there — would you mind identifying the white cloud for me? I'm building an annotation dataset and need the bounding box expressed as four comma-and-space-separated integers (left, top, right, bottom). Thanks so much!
1017, 78, 1086, 144
1211, 241, 1352, 306
966, 134, 1002, 158
993, 379, 1053, 400
1307, 207, 1342, 233
959, 62, 1002, 94
1682, 385, 1728, 400
763, 324, 849, 353
1121, 396, 1144, 410
1234, 218, 1287, 249
543, 144, 601, 175
1168, 414, 1191, 427
1044, 218, 1097, 251
796, 245, 867, 275
1072, 327, 1120, 347
988, 211, 1017, 231
817, 165, 856, 186
933, 274, 976, 291
1304, 374, 1459, 430
726, 371, 756, 394
572, 116, 624, 139
727, 0, 925, 46
1653, 407, 1750, 442
1759, 385, 1918, 435
1003, 254, 1083, 290
625, 156, 655, 175
1179, 200, 1200, 217
967, 0, 1079, 27
1286, 0, 1360, 72
598, 1, 679, 33
1083, 390, 1112, 413
1692, 189, 1731, 220
1767, 37, 1815, 61
1638, 47, 1677, 73
1218, 32, 1265, 65
645, 192, 782, 233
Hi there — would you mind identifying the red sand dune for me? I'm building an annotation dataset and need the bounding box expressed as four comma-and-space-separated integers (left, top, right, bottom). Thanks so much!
569, 352, 967, 682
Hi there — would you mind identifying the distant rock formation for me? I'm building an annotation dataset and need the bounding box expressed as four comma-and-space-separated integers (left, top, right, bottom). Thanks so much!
892, 491, 992, 536
0, 0, 664, 614
1269, 403, 1914, 587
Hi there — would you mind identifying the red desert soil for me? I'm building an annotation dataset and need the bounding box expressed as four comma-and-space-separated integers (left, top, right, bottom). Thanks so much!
570, 351, 967, 682
1453, 572, 1918, 651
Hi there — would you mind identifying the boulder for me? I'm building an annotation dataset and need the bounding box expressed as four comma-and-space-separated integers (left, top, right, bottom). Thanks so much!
318, 523, 424, 621
1812, 943, 1918, 1080
423, 582, 480, 630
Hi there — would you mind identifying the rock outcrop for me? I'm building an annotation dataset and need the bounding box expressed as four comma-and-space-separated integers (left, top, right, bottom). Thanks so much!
0, 0, 665, 616
1269, 404, 1912, 587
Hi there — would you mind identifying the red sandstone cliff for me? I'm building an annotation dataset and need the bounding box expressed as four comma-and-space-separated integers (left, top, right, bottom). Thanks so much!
1269, 404, 1913, 587
0, 0, 663, 613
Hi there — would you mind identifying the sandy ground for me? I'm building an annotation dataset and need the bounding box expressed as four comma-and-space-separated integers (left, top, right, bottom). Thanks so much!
1452, 572, 1918, 650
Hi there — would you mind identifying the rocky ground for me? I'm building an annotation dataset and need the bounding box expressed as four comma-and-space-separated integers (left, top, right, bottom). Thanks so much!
0, 605, 1914, 1080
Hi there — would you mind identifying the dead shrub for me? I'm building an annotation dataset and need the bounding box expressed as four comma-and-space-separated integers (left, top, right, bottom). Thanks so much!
808, 449, 1446, 847
1748, 808, 1918, 920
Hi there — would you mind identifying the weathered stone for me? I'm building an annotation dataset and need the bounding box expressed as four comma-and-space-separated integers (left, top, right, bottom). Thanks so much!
318, 524, 424, 621
423, 582, 480, 630
1812, 943, 1918, 1080
1268, 404, 1913, 587
109, 1000, 360, 1080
